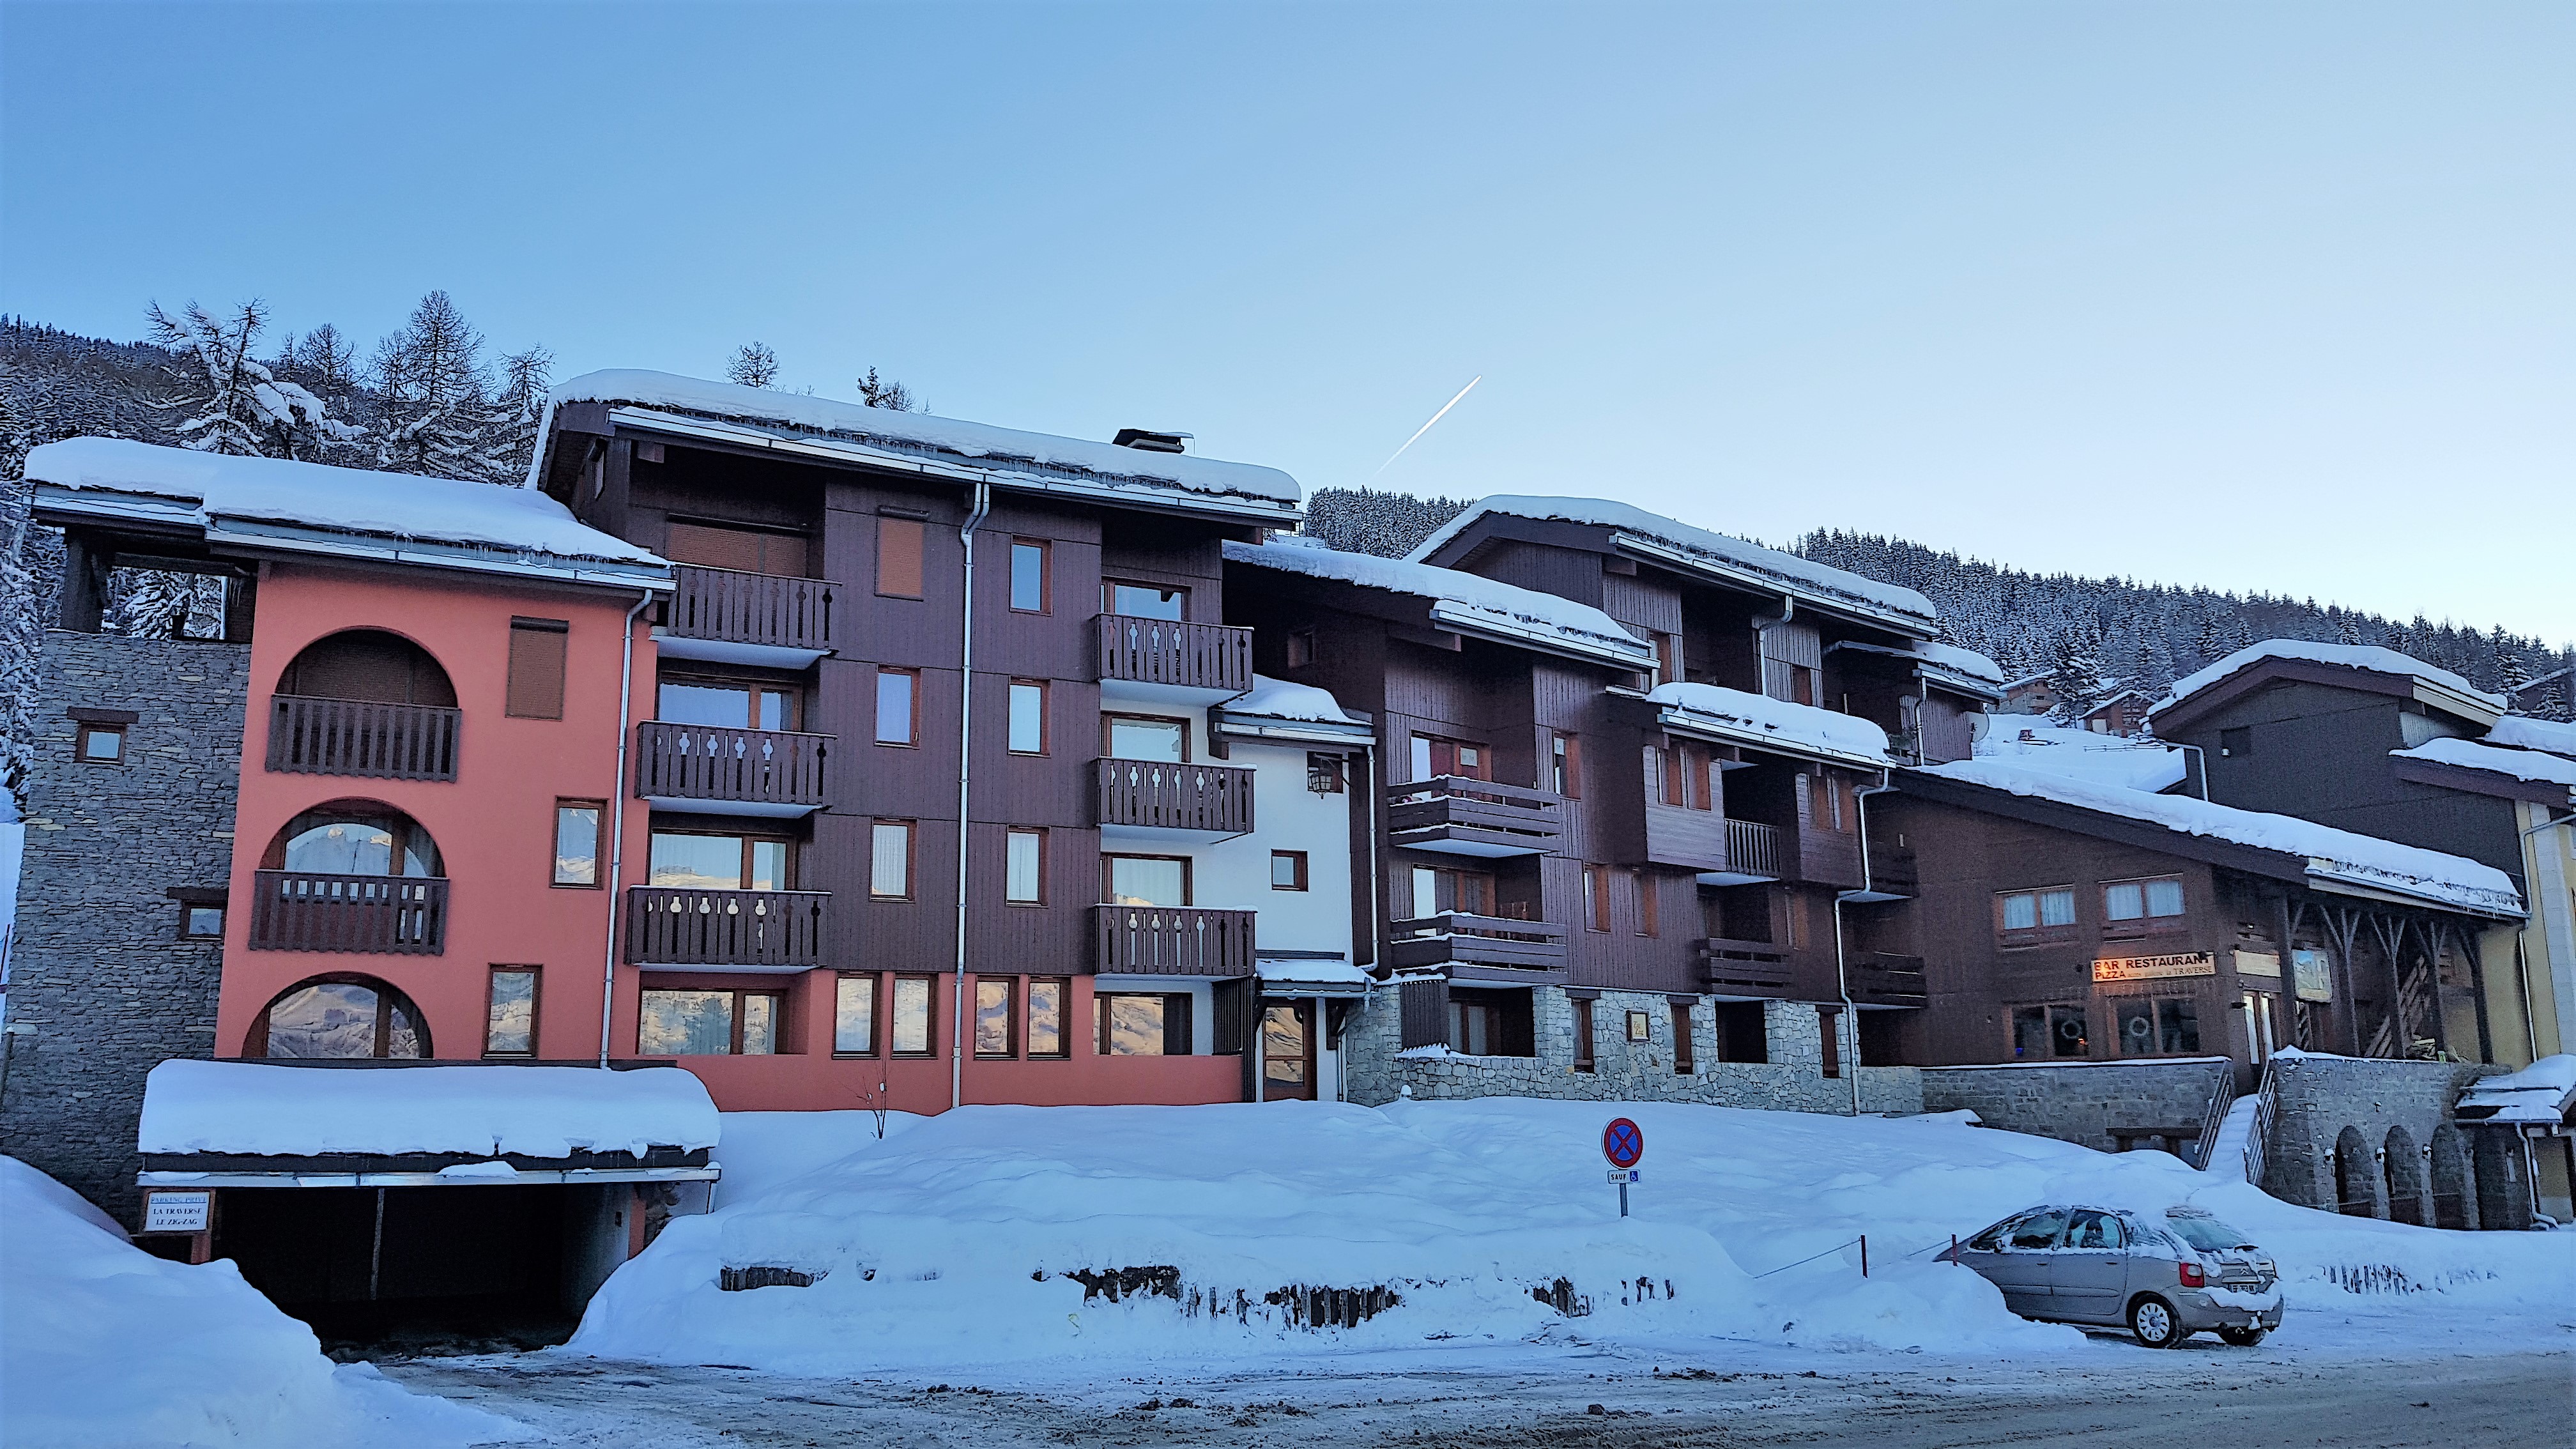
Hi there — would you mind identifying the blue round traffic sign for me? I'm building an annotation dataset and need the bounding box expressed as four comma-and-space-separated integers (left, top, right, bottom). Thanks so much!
1602, 1117, 1644, 1169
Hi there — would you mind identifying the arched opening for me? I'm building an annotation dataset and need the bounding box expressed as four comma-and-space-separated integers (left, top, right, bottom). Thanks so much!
2333, 1126, 2380, 1217
261, 800, 443, 878
2471, 1129, 2529, 1230
2382, 1125, 2426, 1225
2428, 1124, 2477, 1230
247, 974, 431, 1058
278, 629, 456, 706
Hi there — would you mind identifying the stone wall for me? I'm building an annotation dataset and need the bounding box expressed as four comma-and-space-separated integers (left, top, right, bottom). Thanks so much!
1, 630, 247, 1223
2253, 1053, 2499, 1224
1920, 1058, 2237, 1162
1342, 985, 1921, 1116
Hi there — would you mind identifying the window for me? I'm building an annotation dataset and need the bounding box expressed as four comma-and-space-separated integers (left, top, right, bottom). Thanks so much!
553, 801, 604, 886
1644, 745, 1673, 804
875, 668, 918, 746
1271, 850, 1308, 891
834, 973, 877, 1055
638, 987, 780, 1056
505, 618, 569, 719
1633, 870, 1659, 937
1449, 996, 1498, 1055
1583, 866, 1611, 931
659, 679, 793, 730
2006, 1210, 2070, 1252
1655, 633, 1680, 687
871, 822, 915, 898
1105, 854, 1190, 906
1409, 733, 1488, 782
1103, 580, 1186, 620
649, 831, 790, 891
2066, 1209, 2124, 1250
2104, 877, 2186, 924
1408, 864, 1493, 919
1305, 752, 1345, 794
1715, 1002, 1766, 1062
251, 976, 429, 1058
1807, 772, 1846, 831
1105, 714, 1186, 762
1027, 978, 1069, 1058
1551, 732, 1581, 797
182, 904, 226, 938
1671, 1003, 1696, 1073
2115, 996, 2202, 1055
1009, 539, 1050, 613
75, 722, 126, 762
1818, 1005, 1843, 1078
1008, 680, 1047, 754
892, 976, 934, 1055
2011, 1003, 2091, 1059
877, 516, 925, 598
1006, 828, 1045, 903
2220, 726, 2252, 759
975, 977, 1016, 1057
485, 968, 539, 1057
664, 520, 808, 576
1099, 992, 1192, 1055
1284, 629, 1317, 668
1572, 997, 1596, 1072
1998, 887, 2078, 937
272, 806, 442, 877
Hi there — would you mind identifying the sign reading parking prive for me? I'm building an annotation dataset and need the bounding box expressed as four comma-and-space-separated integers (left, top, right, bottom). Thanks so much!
144, 1190, 212, 1234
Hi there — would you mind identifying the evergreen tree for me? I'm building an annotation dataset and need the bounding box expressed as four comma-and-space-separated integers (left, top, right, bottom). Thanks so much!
487, 344, 553, 482
371, 291, 494, 479
855, 366, 918, 411
726, 342, 779, 388
287, 323, 365, 420
2047, 626, 2112, 720
145, 300, 358, 460
1301, 487, 1473, 558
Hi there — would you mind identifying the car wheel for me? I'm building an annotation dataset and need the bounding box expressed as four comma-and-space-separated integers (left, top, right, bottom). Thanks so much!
2218, 1326, 2267, 1347
2129, 1296, 2184, 1349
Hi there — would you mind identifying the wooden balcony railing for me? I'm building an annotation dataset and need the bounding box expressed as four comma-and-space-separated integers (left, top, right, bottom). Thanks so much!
1700, 935, 1793, 993
1096, 758, 1254, 834
248, 871, 448, 954
1095, 615, 1253, 694
636, 722, 834, 811
1387, 912, 1569, 973
627, 887, 829, 969
266, 695, 460, 782
1849, 951, 1928, 1008
1385, 778, 1565, 857
666, 565, 838, 653
1094, 905, 1257, 976
1866, 843, 1919, 897
1724, 818, 1782, 878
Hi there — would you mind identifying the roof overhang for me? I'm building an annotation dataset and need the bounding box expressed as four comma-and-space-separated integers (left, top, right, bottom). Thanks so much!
1210, 711, 1377, 747
1425, 599, 1657, 671
1608, 532, 1938, 639
140, 1165, 719, 1188
2152, 658, 2503, 736
2389, 754, 2576, 808
1825, 640, 2005, 702
1645, 698, 1893, 772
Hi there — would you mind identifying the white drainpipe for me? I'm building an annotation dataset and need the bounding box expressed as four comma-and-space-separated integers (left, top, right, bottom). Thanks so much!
600, 589, 657, 1067
1834, 776, 1896, 1115
950, 483, 992, 1111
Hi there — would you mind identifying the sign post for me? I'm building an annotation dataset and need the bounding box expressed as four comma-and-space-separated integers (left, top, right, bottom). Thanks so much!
1601, 1117, 1644, 1218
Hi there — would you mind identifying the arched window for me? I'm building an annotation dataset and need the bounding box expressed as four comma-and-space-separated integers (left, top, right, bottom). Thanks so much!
249, 974, 431, 1058
277, 629, 456, 706
262, 800, 443, 877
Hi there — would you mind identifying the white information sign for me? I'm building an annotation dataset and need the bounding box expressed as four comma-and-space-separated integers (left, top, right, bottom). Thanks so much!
1607, 1169, 1640, 1184
2234, 950, 2281, 979
144, 1190, 211, 1234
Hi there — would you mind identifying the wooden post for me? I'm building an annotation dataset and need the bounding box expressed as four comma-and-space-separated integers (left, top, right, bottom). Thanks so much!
1859, 1234, 1868, 1277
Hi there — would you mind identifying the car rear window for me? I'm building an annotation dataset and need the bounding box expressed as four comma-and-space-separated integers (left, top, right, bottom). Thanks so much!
2164, 1214, 2253, 1252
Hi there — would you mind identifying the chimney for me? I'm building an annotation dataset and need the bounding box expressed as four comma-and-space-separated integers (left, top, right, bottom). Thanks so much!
1112, 429, 1192, 454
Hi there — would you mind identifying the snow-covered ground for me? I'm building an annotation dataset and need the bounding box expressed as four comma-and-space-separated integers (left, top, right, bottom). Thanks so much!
0, 1156, 526, 1449
570, 1098, 2573, 1377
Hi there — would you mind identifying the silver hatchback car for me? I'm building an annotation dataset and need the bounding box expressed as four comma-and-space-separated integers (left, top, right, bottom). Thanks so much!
1953, 1204, 2283, 1347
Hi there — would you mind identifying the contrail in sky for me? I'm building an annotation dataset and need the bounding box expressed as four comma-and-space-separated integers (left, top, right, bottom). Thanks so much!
1373, 375, 1482, 477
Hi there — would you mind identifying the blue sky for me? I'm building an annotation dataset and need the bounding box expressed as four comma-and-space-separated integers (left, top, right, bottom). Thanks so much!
4, 3, 2568, 639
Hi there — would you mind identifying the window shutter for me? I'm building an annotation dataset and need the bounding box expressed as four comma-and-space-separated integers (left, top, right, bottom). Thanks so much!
505, 618, 569, 719
877, 517, 925, 598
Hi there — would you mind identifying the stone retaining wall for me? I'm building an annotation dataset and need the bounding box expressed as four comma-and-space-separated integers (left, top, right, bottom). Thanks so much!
1920, 1057, 2237, 1162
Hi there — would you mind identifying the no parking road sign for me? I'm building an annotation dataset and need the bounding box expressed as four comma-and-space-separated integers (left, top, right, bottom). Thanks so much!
1602, 1117, 1644, 1169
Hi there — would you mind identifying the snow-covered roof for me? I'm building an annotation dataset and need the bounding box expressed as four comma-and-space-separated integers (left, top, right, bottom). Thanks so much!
1827, 640, 2006, 698
1917, 760, 2524, 917
26, 437, 668, 587
1975, 720, 2190, 793
1406, 495, 1938, 631
1225, 536, 1655, 670
137, 1061, 721, 1160
2394, 737, 2576, 794
1226, 674, 1355, 724
550, 369, 1300, 521
1645, 682, 1892, 769
1255, 958, 1373, 995
2150, 641, 2505, 724
2455, 1055, 2576, 1126
2485, 715, 2576, 760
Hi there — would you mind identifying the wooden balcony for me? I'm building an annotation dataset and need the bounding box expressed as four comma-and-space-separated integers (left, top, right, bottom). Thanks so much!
1385, 778, 1564, 858
1849, 951, 1928, 1008
636, 722, 834, 815
1387, 912, 1568, 974
1797, 824, 1866, 891
665, 565, 838, 654
1095, 615, 1253, 696
248, 871, 447, 954
266, 695, 460, 782
627, 887, 829, 969
1649, 806, 1782, 880
1866, 843, 1919, 898
1094, 905, 1257, 976
1700, 936, 1793, 995
1096, 758, 1254, 834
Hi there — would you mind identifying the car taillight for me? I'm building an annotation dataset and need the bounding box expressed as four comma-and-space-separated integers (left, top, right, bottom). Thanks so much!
2178, 1261, 2206, 1288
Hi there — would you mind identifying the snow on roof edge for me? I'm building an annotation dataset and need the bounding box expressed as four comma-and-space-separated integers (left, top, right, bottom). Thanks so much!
2150, 641, 2505, 722
1646, 681, 1893, 765
1225, 538, 1654, 667
2394, 737, 2576, 791
137, 1060, 721, 1159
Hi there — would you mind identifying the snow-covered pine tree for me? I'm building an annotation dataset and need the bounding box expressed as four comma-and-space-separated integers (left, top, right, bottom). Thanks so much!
287, 323, 365, 421
486, 344, 553, 483
2046, 626, 2112, 721
855, 367, 918, 411
1300, 487, 1473, 558
371, 291, 496, 480
146, 300, 359, 461
728, 342, 779, 389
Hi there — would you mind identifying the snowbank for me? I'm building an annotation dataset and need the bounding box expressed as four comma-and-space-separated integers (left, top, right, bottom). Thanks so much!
1920, 760, 2522, 916
2485, 714, 2576, 759
551, 370, 1299, 507
569, 1098, 2570, 1376
2395, 736, 2576, 791
0, 1157, 526, 1448
2152, 641, 2504, 721
1646, 682, 1892, 765
1975, 720, 2188, 792
137, 1060, 720, 1159
26, 437, 659, 567
1226, 538, 1654, 668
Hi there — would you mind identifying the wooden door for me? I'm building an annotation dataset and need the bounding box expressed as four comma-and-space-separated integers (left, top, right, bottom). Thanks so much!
1261, 1000, 1316, 1101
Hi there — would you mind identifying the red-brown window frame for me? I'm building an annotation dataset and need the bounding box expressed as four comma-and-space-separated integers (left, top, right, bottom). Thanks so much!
1007, 679, 1050, 755
637, 985, 786, 1057
505, 617, 569, 719
973, 974, 1019, 1059
1583, 865, 1611, 932
889, 973, 939, 1057
1026, 977, 1071, 1059
1005, 826, 1048, 905
1102, 712, 1190, 762
876, 515, 926, 599
74, 721, 128, 764
1671, 1001, 1695, 1073
1271, 850, 1310, 891
834, 971, 880, 1057
553, 799, 607, 888
484, 966, 541, 1059
875, 667, 920, 747
1995, 885, 2082, 946
2101, 875, 2189, 938
870, 820, 917, 900
1008, 538, 1051, 614
1572, 995, 1596, 1072
1102, 852, 1194, 906
1551, 731, 1582, 798
1632, 869, 1659, 937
